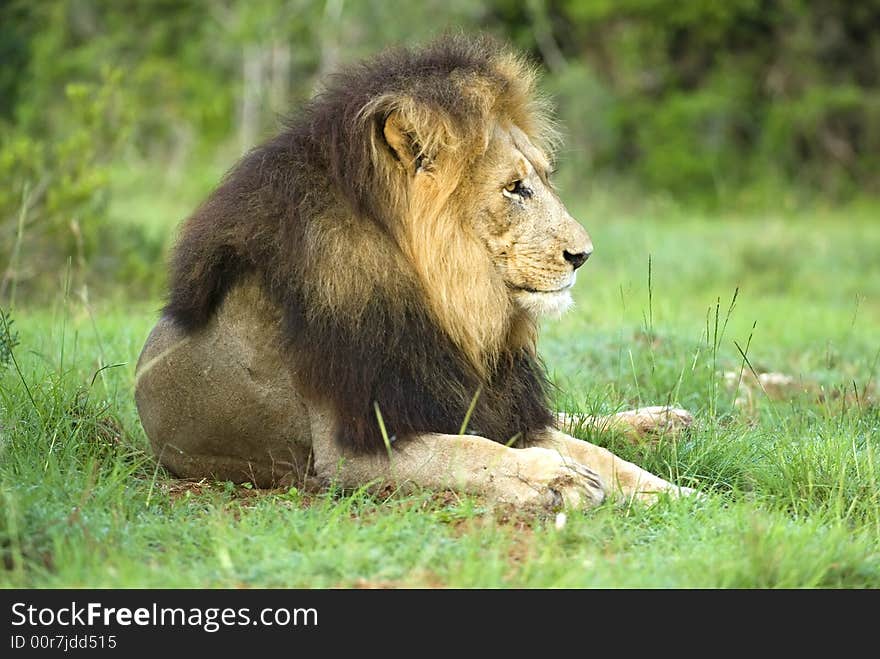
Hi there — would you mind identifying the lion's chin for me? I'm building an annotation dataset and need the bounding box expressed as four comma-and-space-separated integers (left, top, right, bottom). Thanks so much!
513, 289, 574, 318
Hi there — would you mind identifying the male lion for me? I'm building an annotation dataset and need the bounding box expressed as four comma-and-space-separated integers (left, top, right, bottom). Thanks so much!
135, 36, 695, 510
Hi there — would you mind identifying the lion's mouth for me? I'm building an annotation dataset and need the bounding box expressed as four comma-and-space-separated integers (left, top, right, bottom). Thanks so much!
511, 284, 571, 294
507, 279, 575, 317
507, 278, 575, 295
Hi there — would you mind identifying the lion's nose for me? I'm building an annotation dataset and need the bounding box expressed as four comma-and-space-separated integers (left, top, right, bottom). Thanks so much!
563, 249, 591, 270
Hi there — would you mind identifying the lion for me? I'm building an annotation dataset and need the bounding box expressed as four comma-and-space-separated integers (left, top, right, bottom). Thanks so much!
134, 36, 696, 510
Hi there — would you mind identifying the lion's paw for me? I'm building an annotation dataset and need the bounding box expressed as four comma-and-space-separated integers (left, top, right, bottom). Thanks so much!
614, 406, 693, 440
498, 447, 606, 511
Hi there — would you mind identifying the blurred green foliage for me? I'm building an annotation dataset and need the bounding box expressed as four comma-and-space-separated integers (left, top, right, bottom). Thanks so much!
544, 0, 880, 201
1, 0, 878, 300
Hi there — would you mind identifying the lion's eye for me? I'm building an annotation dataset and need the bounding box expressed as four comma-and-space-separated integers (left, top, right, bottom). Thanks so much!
503, 180, 532, 198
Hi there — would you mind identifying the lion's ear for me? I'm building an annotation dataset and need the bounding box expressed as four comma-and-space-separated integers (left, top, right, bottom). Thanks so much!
382, 110, 431, 174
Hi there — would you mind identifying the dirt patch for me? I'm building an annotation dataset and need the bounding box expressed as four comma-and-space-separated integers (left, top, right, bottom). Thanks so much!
158, 478, 318, 509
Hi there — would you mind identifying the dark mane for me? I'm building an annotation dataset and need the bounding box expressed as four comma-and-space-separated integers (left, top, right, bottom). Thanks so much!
163, 35, 554, 452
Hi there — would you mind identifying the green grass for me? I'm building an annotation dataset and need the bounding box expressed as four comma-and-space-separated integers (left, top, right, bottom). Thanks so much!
2, 203, 879, 588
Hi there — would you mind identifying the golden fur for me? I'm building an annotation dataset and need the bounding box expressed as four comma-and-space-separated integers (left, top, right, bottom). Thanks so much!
357, 49, 561, 371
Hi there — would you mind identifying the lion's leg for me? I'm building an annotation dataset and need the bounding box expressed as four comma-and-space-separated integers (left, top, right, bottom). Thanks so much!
307, 406, 605, 510
557, 407, 693, 442
530, 428, 696, 504
316, 433, 608, 511
135, 282, 315, 488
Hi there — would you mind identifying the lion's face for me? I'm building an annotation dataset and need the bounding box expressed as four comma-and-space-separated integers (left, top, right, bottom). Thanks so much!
463, 123, 593, 317
379, 85, 592, 363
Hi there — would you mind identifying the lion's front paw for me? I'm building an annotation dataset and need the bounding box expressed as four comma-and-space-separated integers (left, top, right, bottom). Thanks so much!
613, 406, 693, 440
497, 447, 606, 511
